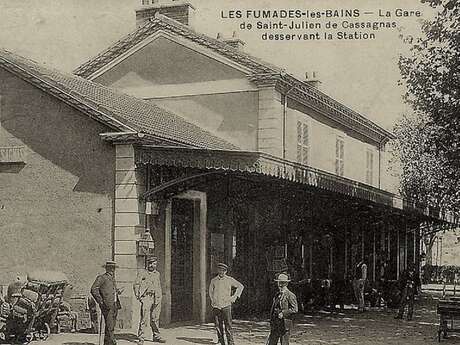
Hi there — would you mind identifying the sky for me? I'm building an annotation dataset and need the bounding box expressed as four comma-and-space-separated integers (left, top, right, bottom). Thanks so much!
0, 0, 434, 131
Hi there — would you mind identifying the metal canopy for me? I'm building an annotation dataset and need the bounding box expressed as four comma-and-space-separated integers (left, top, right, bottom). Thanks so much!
136, 145, 459, 227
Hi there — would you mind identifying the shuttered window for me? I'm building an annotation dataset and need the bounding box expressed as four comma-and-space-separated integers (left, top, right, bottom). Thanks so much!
335, 136, 344, 176
366, 149, 374, 185
296, 120, 309, 165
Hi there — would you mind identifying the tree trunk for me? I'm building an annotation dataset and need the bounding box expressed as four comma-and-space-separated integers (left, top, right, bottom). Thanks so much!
423, 233, 436, 266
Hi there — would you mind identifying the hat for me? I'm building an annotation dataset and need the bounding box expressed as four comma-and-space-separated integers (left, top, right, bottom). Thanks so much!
217, 263, 228, 270
146, 256, 158, 263
274, 273, 291, 282
102, 261, 119, 268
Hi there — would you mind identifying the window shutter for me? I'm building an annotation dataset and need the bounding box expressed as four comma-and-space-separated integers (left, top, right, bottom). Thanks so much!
335, 136, 345, 176
366, 149, 374, 184
296, 121, 309, 165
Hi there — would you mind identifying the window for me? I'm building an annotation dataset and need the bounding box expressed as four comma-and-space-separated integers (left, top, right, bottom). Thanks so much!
366, 149, 374, 185
335, 136, 344, 176
0, 94, 3, 141
296, 120, 309, 165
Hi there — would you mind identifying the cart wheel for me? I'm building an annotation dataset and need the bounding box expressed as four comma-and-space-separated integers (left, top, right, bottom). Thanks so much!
39, 323, 50, 341
24, 333, 33, 344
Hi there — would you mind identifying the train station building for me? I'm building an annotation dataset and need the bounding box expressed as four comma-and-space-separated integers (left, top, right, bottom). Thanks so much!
0, 0, 457, 331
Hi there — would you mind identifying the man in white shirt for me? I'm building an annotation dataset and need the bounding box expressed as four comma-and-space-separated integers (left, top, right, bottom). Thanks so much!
353, 258, 368, 312
133, 256, 165, 344
209, 263, 244, 345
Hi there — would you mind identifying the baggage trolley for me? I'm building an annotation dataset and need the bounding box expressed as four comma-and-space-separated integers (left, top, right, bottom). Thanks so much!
0, 271, 68, 343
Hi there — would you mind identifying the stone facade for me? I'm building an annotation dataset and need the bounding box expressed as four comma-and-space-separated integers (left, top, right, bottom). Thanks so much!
113, 144, 146, 330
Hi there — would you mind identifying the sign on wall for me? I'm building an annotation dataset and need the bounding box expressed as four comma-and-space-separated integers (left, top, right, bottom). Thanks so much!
266, 245, 288, 272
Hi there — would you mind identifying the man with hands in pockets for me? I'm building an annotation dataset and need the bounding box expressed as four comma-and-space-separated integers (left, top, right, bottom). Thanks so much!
209, 263, 244, 345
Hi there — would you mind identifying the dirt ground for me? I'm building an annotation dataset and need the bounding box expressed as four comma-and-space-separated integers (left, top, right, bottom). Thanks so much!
190, 293, 458, 344
45, 292, 459, 345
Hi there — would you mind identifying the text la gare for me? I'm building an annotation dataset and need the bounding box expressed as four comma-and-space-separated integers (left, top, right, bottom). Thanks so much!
379, 9, 421, 17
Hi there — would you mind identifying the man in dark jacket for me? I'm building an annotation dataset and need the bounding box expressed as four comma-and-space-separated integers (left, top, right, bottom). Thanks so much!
267, 273, 298, 345
395, 263, 419, 321
91, 261, 122, 345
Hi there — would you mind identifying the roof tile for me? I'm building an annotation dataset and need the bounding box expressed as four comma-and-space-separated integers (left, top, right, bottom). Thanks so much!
0, 48, 239, 151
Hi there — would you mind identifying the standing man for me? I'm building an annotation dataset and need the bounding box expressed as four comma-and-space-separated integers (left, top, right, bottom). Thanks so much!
395, 263, 419, 321
91, 261, 122, 345
267, 273, 298, 345
133, 256, 165, 344
209, 263, 244, 345
353, 258, 367, 312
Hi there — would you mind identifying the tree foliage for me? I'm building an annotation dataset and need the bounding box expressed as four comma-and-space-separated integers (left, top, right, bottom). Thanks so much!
392, 113, 459, 209
397, 0, 460, 212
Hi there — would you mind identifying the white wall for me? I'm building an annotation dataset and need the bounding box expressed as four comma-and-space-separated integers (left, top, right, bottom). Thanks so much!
149, 91, 259, 151
285, 106, 380, 187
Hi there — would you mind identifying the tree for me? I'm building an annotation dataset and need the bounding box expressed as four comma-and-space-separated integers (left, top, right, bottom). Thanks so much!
398, 0, 460, 213
391, 112, 459, 210
391, 113, 456, 265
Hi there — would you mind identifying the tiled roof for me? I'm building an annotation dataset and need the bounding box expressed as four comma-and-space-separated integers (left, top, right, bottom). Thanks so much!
74, 14, 393, 144
0, 49, 239, 151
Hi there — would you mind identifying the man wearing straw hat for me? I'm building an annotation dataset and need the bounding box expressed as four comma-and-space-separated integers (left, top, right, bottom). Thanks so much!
133, 256, 165, 344
267, 273, 298, 345
91, 261, 123, 345
209, 263, 244, 345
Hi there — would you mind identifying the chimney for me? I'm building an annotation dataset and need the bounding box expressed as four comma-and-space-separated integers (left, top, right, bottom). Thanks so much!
304, 71, 321, 88
222, 31, 245, 50
136, 0, 195, 28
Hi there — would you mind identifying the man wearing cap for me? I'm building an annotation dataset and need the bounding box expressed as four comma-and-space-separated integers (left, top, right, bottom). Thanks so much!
267, 273, 298, 345
133, 256, 165, 344
209, 263, 244, 345
91, 261, 123, 345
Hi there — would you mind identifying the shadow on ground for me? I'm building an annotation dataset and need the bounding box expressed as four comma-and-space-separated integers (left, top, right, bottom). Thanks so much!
115, 333, 138, 343
175, 337, 215, 344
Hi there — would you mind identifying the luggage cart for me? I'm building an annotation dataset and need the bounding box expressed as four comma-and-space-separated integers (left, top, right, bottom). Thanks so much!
0, 271, 68, 343
437, 297, 460, 342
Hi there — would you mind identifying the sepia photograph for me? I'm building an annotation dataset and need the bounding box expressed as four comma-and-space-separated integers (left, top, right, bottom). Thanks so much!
0, 0, 459, 344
